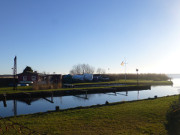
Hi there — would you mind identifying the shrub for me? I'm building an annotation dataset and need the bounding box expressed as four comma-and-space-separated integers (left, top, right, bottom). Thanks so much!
166, 96, 180, 135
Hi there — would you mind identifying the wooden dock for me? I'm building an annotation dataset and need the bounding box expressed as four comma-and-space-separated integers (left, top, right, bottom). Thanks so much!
0, 85, 151, 101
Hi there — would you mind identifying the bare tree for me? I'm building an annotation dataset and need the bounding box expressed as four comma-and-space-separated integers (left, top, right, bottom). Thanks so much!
96, 68, 106, 74
23, 66, 33, 73
70, 64, 95, 75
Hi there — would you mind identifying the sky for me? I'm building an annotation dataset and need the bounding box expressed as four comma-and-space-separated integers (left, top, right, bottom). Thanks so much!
0, 0, 180, 75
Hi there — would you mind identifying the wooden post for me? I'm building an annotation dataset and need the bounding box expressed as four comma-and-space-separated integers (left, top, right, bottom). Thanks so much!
85, 91, 88, 99
51, 92, 54, 102
13, 99, 17, 116
126, 91, 128, 96
56, 106, 60, 111
3, 94, 7, 107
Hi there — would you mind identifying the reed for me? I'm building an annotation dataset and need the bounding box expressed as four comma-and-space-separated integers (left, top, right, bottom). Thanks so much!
32, 82, 62, 90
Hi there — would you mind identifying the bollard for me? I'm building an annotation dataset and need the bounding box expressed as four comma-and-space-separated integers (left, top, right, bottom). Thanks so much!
3, 94, 7, 107
105, 101, 109, 105
55, 106, 60, 111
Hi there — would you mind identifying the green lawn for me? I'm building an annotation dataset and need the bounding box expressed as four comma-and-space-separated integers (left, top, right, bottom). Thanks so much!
0, 85, 145, 95
0, 80, 172, 95
0, 95, 178, 135
73, 79, 173, 85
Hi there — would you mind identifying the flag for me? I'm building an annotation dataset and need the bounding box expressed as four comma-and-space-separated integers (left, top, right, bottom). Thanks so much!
121, 61, 124, 66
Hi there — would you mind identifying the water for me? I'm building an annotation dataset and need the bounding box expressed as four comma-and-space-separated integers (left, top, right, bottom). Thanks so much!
0, 78, 180, 117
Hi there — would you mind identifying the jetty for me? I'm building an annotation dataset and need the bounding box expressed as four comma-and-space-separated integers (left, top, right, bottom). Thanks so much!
0, 85, 151, 102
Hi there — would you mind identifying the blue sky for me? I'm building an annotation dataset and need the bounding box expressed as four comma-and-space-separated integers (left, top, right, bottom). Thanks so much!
0, 0, 180, 74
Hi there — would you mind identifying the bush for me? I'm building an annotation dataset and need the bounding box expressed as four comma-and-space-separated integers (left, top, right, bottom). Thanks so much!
166, 96, 180, 135
104, 73, 170, 81
32, 83, 62, 90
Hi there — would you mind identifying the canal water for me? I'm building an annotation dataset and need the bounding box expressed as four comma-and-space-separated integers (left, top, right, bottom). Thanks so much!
0, 78, 180, 117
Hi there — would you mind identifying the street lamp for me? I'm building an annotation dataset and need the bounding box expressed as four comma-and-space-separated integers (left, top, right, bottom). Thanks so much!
136, 69, 139, 85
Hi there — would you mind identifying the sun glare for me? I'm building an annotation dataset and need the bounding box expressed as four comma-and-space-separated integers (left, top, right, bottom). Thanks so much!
157, 48, 180, 74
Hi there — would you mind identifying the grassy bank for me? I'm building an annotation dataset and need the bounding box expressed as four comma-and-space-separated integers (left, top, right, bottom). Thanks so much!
73, 79, 173, 86
106, 73, 170, 81
0, 85, 147, 95
0, 80, 172, 95
0, 95, 178, 135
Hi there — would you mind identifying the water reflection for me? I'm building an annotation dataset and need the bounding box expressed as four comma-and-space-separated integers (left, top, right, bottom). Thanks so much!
13, 99, 17, 116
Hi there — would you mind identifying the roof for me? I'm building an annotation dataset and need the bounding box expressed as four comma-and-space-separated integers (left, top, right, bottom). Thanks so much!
18, 72, 39, 75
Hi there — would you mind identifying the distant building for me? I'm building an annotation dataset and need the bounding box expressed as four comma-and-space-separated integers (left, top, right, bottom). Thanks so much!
72, 74, 93, 81
0, 75, 14, 78
36, 74, 62, 89
18, 72, 62, 88
38, 74, 62, 85
18, 72, 39, 84
0, 75, 17, 87
93, 74, 109, 82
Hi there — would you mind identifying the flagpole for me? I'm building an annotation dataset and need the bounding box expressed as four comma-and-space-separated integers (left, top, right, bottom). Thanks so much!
125, 58, 127, 84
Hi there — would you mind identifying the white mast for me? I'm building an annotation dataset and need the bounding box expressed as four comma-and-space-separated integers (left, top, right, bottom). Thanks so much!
124, 58, 127, 83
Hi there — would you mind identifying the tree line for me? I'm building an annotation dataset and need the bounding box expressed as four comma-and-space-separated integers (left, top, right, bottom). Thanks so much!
69, 64, 106, 75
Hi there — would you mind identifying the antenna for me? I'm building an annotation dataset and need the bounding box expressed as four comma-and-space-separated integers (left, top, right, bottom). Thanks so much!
13, 56, 17, 90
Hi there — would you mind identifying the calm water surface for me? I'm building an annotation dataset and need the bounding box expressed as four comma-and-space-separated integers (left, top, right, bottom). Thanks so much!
0, 78, 180, 117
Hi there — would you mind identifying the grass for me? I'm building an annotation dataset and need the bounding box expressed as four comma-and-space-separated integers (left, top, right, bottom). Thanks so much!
0, 86, 34, 94
0, 86, 71, 94
0, 95, 179, 135
0, 85, 145, 95
73, 79, 173, 85
0, 80, 172, 95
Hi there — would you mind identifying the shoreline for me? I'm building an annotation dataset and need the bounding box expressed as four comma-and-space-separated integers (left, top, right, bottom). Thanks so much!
0, 95, 179, 135
6, 94, 179, 119
0, 85, 151, 100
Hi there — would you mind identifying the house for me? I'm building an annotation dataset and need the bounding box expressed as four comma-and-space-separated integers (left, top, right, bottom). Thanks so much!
34, 74, 62, 89
18, 71, 62, 88
18, 72, 39, 84
38, 74, 62, 85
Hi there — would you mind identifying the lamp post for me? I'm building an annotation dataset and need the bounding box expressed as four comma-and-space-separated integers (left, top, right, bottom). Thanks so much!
136, 69, 139, 85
